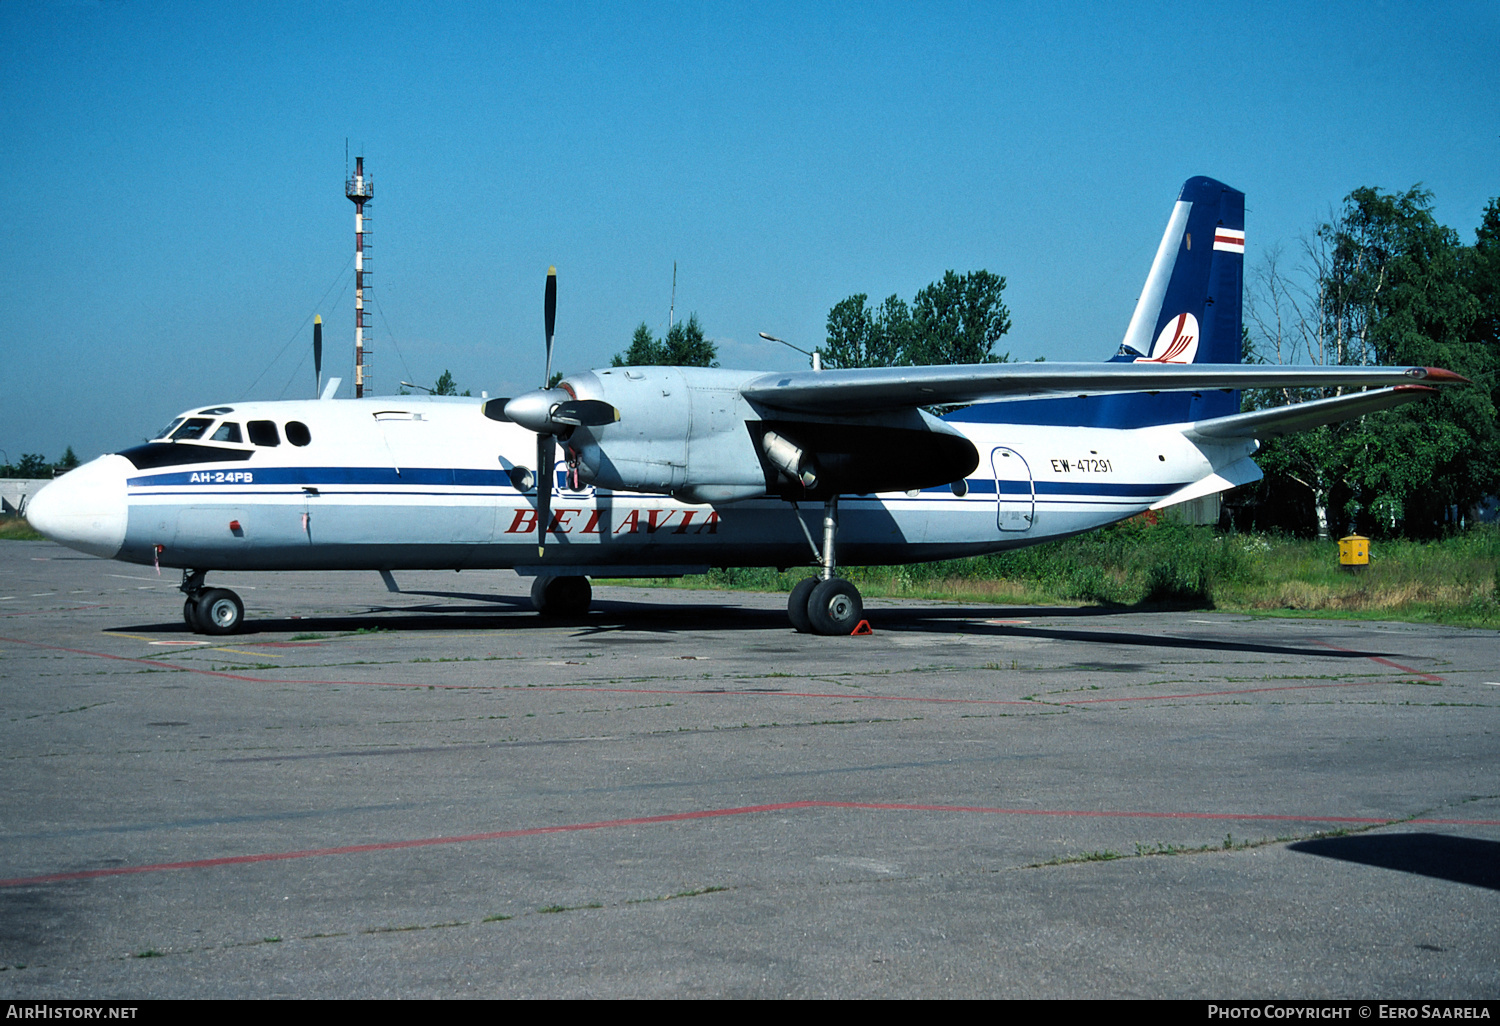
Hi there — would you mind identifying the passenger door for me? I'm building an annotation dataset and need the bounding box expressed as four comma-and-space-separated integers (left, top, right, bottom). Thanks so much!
991, 447, 1035, 533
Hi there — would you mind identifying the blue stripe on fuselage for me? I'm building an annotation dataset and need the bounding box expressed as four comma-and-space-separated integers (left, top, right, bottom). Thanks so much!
921, 479, 1186, 497
126, 466, 516, 488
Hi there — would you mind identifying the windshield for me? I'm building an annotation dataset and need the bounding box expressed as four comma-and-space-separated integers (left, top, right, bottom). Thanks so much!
170, 418, 215, 441
151, 417, 185, 441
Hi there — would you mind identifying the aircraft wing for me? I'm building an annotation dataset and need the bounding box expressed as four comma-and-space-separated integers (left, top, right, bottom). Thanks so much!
740, 363, 1466, 415
1183, 384, 1439, 441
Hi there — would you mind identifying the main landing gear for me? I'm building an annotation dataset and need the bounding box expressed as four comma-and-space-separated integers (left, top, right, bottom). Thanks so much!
787, 496, 865, 636
180, 570, 245, 635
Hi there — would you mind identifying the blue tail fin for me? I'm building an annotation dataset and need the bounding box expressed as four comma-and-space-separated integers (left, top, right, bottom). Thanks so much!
1116, 175, 1245, 371
949, 176, 1246, 428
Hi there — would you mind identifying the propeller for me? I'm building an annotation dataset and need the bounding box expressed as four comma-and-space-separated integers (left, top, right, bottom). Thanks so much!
543, 266, 557, 387
537, 267, 559, 556
496, 267, 622, 556
313, 315, 323, 398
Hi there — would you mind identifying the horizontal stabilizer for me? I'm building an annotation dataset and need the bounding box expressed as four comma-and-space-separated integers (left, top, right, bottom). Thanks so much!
1184, 385, 1437, 441
1150, 456, 1262, 511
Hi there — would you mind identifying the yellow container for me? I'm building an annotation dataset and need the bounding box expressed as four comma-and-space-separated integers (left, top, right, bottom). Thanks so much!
1338, 534, 1370, 567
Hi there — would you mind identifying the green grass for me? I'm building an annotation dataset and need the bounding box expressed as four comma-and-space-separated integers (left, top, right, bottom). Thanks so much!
617, 521, 1500, 628
0, 516, 43, 541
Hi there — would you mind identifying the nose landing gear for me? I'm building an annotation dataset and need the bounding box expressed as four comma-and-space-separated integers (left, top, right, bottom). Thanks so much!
180, 570, 245, 635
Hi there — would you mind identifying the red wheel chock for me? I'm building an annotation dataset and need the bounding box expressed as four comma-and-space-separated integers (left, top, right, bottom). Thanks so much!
851, 620, 873, 636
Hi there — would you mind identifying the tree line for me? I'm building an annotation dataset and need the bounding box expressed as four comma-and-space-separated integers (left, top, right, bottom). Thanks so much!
1241, 186, 1499, 539
610, 269, 1013, 370
1, 448, 79, 479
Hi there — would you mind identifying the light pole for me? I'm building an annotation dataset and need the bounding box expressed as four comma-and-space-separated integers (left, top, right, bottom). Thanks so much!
758, 332, 822, 371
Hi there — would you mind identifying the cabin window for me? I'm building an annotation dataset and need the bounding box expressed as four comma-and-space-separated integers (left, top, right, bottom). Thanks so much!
248, 420, 280, 447
152, 418, 185, 441
210, 422, 243, 444
171, 418, 214, 441
285, 421, 311, 446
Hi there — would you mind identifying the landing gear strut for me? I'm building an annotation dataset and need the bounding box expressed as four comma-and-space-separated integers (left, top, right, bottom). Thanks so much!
180, 569, 245, 635
787, 496, 864, 635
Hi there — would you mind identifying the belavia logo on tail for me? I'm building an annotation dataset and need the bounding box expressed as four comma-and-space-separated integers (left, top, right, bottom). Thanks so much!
1137, 312, 1199, 364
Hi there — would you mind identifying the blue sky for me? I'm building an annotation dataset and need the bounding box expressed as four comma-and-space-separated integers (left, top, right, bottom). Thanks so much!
2, 0, 1496, 462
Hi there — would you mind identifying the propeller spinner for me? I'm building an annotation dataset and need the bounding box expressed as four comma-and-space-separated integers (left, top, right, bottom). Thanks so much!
496, 267, 620, 555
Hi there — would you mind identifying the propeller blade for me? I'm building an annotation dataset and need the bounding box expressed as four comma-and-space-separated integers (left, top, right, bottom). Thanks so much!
551, 399, 620, 428
543, 266, 557, 388
313, 315, 323, 396
481, 397, 513, 422
536, 432, 556, 556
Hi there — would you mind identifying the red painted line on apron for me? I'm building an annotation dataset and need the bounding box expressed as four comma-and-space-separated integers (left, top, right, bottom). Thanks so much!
541, 685, 1032, 705
1314, 640, 1444, 682
5, 801, 1495, 889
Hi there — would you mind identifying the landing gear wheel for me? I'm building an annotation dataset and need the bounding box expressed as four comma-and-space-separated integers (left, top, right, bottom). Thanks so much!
807, 578, 863, 636
194, 588, 245, 635
183, 597, 202, 633
531, 575, 592, 618
787, 577, 818, 633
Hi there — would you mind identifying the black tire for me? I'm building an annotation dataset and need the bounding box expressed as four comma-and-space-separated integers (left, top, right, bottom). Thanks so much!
194, 588, 244, 635
787, 577, 819, 633
531, 575, 592, 618
183, 597, 202, 633
808, 578, 863, 636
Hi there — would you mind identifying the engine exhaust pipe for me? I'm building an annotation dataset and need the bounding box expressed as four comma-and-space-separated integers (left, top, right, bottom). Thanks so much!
761, 431, 818, 489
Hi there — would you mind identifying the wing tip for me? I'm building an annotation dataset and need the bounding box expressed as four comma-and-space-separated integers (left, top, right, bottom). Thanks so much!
1415, 367, 1470, 384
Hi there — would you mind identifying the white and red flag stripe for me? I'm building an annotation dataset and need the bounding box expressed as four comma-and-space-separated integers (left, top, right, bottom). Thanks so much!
1213, 228, 1245, 254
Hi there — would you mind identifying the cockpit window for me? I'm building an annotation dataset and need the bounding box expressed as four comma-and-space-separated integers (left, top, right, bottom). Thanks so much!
152, 417, 185, 441
210, 422, 243, 444
285, 421, 311, 447
247, 420, 280, 447
171, 418, 215, 441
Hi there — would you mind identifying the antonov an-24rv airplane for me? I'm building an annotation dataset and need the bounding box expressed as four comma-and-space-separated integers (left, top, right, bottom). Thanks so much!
28, 177, 1467, 636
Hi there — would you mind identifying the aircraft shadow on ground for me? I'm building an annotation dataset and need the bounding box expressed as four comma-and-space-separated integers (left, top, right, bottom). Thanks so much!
1289, 833, 1500, 892
105, 593, 1419, 665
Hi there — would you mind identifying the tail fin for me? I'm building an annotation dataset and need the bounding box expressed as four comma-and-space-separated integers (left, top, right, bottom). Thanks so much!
947, 176, 1246, 428
1115, 176, 1245, 372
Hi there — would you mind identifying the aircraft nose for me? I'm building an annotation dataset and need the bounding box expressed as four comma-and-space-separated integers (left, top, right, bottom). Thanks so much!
25, 454, 130, 559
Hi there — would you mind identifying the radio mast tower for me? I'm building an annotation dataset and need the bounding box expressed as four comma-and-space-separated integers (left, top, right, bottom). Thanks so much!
345, 155, 374, 397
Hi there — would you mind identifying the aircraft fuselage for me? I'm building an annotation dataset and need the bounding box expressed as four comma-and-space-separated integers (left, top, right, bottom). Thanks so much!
33, 393, 1245, 577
